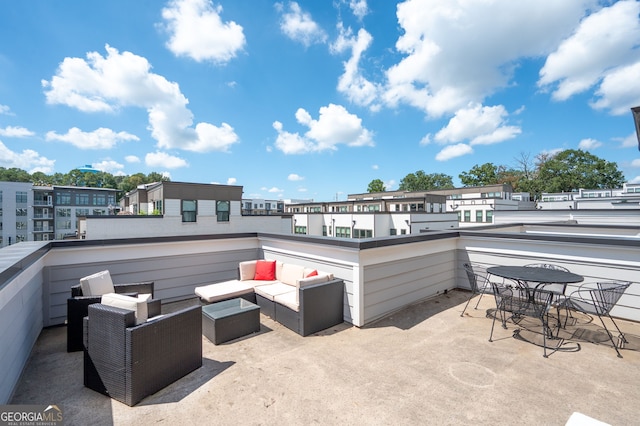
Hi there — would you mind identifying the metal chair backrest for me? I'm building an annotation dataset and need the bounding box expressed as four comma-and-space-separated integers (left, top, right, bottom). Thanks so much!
524, 263, 570, 272
589, 281, 631, 315
463, 263, 487, 293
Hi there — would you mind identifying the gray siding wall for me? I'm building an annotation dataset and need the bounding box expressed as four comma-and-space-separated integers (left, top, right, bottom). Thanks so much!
0, 259, 44, 404
362, 250, 455, 324
43, 241, 260, 326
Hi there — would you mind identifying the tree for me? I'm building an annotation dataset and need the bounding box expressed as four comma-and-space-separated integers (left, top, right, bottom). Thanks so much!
0, 167, 31, 182
398, 171, 454, 191
459, 163, 500, 186
367, 179, 386, 193
536, 149, 625, 193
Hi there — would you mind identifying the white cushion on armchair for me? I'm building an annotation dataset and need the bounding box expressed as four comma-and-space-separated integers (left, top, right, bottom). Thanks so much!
80, 270, 116, 296
101, 293, 149, 325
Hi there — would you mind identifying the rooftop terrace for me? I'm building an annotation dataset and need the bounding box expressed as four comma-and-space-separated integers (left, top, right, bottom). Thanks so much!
10, 292, 640, 425
2, 222, 640, 424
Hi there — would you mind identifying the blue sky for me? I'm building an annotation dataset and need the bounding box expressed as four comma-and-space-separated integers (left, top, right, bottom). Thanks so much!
1, 0, 640, 201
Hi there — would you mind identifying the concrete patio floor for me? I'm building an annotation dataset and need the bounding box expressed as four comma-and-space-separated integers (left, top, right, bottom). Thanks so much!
10, 290, 640, 426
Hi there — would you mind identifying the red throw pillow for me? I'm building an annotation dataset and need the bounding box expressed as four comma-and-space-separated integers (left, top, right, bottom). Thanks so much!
254, 260, 276, 280
306, 270, 318, 278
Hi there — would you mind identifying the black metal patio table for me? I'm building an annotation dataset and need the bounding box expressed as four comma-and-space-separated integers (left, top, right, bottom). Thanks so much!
487, 266, 584, 290
487, 265, 584, 332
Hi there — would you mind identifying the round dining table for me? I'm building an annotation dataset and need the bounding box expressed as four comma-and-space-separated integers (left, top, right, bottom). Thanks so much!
487, 266, 584, 287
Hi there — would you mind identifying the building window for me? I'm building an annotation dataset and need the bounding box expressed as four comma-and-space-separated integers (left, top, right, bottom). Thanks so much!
56, 192, 71, 205
93, 194, 107, 206
353, 229, 372, 238
335, 226, 351, 238
182, 200, 197, 222
464, 210, 471, 222
294, 226, 307, 234
16, 191, 27, 203
16, 221, 27, 230
76, 193, 90, 205
153, 200, 163, 214
16, 208, 27, 216
401, 229, 407, 235
76, 208, 89, 217
390, 228, 397, 235
476, 211, 483, 222
486, 210, 493, 223
92, 209, 105, 215
56, 208, 71, 217
322, 225, 327, 236
216, 200, 230, 222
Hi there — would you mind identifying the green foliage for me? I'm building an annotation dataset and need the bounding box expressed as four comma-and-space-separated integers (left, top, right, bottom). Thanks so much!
535, 149, 625, 193
0, 167, 169, 202
459, 163, 499, 186
398, 171, 454, 191
367, 179, 386, 193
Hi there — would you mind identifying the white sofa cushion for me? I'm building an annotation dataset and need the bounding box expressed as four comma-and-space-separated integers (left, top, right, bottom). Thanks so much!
195, 280, 255, 303
238, 261, 257, 281
279, 263, 306, 286
80, 270, 115, 296
274, 291, 299, 312
101, 292, 148, 325
254, 282, 296, 301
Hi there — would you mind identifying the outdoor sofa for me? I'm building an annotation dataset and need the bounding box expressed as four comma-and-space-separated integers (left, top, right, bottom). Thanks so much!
195, 260, 344, 336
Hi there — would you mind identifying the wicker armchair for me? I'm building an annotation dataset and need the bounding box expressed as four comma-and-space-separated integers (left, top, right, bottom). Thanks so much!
67, 280, 154, 352
83, 303, 202, 406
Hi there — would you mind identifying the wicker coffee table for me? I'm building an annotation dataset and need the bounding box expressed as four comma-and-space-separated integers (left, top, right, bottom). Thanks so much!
202, 298, 260, 344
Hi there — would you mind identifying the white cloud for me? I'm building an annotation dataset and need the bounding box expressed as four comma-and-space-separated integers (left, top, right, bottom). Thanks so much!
145, 151, 189, 168
273, 103, 374, 154
371, 164, 378, 170
42, 45, 239, 153
539, 0, 640, 109
0, 141, 55, 173
578, 138, 602, 150
0, 126, 34, 137
332, 25, 380, 109
435, 143, 473, 161
45, 127, 139, 149
277, 2, 327, 47
619, 133, 638, 148
227, 177, 237, 185
349, 0, 368, 20
0, 104, 12, 115
630, 159, 640, 167
591, 61, 640, 115
161, 0, 245, 64
381, 0, 591, 117
125, 155, 141, 163
434, 103, 521, 146
419, 134, 432, 146
267, 186, 283, 193
93, 159, 125, 174
288, 173, 304, 181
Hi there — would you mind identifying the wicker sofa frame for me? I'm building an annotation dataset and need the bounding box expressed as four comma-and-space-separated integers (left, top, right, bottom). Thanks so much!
67, 281, 154, 352
255, 278, 344, 337
83, 303, 202, 406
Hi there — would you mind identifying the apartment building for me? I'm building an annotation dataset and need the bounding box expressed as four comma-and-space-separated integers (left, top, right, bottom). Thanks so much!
80, 181, 292, 239
0, 181, 117, 247
537, 182, 640, 210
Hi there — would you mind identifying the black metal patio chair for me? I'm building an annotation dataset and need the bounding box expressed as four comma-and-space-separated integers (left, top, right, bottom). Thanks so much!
460, 263, 493, 317
489, 281, 556, 358
559, 281, 632, 358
